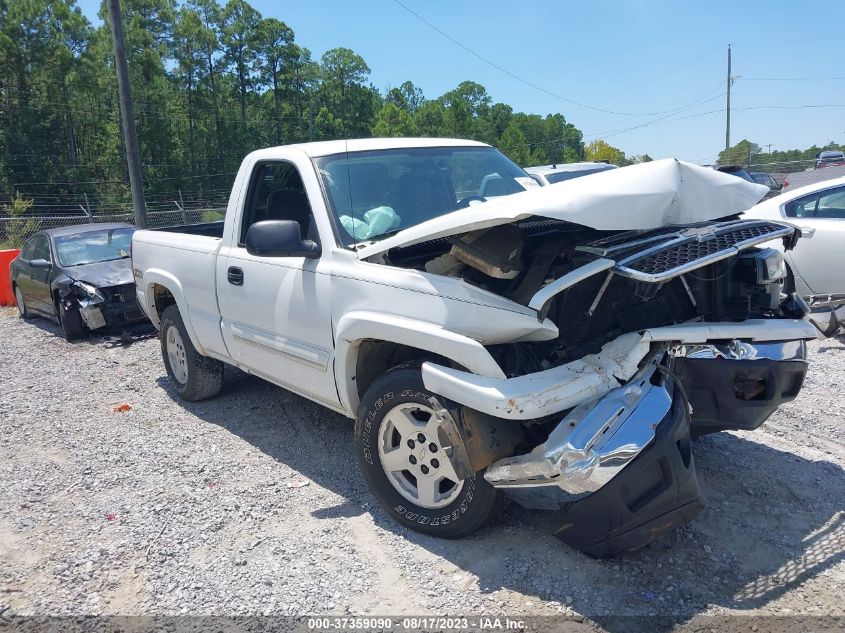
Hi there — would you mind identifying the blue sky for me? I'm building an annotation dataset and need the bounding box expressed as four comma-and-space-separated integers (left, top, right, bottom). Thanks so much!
77, 0, 845, 163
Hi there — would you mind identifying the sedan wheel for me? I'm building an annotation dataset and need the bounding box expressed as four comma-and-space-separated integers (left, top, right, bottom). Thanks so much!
14, 286, 31, 319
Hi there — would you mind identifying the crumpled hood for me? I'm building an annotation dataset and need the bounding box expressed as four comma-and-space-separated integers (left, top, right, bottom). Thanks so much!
357, 159, 770, 259
65, 258, 134, 287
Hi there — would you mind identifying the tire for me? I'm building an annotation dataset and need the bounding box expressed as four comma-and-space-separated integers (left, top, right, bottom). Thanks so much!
355, 367, 502, 539
56, 298, 87, 341
160, 304, 223, 401
14, 285, 32, 319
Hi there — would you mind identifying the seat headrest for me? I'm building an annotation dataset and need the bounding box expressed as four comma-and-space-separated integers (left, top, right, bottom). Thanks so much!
267, 189, 311, 236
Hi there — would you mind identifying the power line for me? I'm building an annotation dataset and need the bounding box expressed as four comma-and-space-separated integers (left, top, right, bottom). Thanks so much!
390, 0, 717, 118
594, 49, 717, 104
10, 172, 237, 186
736, 103, 845, 111
741, 76, 845, 81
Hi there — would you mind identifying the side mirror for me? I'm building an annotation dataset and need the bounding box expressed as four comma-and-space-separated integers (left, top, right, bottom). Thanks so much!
30, 258, 52, 269
245, 220, 321, 259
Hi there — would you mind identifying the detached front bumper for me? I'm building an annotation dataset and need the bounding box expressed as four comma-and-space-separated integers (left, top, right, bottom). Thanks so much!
474, 335, 808, 556
483, 349, 671, 498
486, 374, 704, 558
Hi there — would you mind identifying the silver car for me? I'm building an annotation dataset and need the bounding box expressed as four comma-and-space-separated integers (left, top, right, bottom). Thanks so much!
743, 176, 845, 333
525, 161, 618, 185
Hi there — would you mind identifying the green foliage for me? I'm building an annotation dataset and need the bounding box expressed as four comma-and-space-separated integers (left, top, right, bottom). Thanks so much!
585, 140, 627, 165
719, 139, 845, 171
0, 0, 602, 208
718, 139, 761, 167
201, 209, 225, 222
372, 103, 417, 137
2, 194, 40, 248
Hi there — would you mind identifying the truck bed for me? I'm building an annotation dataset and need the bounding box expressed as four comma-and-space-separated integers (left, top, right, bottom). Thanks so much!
152, 221, 225, 238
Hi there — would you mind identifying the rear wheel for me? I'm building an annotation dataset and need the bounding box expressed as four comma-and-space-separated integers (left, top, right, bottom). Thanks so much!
355, 367, 502, 539
160, 304, 223, 401
14, 286, 32, 319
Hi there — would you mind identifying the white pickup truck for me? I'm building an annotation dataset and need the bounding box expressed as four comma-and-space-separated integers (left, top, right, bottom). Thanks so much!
132, 138, 819, 556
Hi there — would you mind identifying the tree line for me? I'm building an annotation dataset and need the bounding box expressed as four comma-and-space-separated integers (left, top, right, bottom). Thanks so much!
719, 139, 845, 173
0, 0, 637, 212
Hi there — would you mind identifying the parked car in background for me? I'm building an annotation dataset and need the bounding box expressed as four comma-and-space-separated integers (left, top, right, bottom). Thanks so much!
750, 172, 781, 192
525, 161, 618, 185
712, 164, 755, 182
10, 223, 149, 340
749, 172, 782, 199
744, 176, 845, 335
815, 150, 845, 168
131, 139, 818, 557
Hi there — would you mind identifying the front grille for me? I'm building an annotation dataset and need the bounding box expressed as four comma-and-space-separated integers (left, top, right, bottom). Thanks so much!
614, 221, 794, 281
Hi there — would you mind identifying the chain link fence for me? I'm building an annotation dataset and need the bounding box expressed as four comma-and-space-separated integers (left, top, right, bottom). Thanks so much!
0, 190, 227, 249
746, 158, 845, 193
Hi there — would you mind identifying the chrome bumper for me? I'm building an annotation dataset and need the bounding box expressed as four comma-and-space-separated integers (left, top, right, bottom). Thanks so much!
484, 349, 671, 496
484, 337, 807, 498
671, 339, 807, 361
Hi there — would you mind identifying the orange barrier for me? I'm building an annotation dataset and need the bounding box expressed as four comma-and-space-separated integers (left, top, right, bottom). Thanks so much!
0, 249, 21, 306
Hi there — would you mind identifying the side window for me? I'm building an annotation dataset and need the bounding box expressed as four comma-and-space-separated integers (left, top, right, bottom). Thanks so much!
240, 162, 315, 244
816, 187, 845, 219
784, 193, 819, 218
32, 236, 51, 261
21, 238, 37, 260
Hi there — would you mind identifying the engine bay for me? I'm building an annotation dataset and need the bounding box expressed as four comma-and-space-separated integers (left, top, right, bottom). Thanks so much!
382, 217, 803, 376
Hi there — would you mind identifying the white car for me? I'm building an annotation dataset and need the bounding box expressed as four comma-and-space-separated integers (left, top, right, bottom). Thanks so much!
744, 175, 845, 303
525, 161, 618, 185
131, 138, 818, 556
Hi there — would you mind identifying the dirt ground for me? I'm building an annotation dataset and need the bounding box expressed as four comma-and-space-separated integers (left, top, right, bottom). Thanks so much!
1, 306, 843, 632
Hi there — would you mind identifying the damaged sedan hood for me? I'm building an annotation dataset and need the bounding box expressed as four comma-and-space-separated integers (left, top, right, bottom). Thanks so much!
357, 159, 769, 259
64, 258, 134, 287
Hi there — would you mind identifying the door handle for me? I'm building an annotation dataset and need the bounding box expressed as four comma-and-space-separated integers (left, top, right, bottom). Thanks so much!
227, 266, 244, 285
799, 226, 816, 238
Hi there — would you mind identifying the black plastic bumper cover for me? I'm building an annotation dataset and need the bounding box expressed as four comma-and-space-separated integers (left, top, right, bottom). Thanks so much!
553, 385, 705, 558
675, 357, 807, 435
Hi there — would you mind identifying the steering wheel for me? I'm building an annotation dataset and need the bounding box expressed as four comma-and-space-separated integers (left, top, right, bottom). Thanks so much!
456, 195, 487, 209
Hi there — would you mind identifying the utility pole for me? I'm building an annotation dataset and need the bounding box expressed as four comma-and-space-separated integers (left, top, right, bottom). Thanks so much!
108, 0, 147, 228
725, 44, 732, 152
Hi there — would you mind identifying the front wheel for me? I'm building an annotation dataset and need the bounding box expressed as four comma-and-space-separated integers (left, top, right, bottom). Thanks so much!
57, 299, 87, 341
160, 304, 223, 401
355, 367, 502, 538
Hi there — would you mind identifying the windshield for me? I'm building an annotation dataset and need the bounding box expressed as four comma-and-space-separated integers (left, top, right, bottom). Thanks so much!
54, 227, 135, 267
544, 167, 608, 184
314, 146, 535, 245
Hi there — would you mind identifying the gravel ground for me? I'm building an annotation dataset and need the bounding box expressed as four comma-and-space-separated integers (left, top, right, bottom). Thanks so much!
1, 306, 843, 631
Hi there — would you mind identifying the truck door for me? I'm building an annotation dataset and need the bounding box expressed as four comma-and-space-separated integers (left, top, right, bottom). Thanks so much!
216, 160, 341, 408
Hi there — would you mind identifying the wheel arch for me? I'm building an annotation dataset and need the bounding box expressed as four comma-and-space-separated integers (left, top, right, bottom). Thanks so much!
334, 311, 505, 416
141, 271, 206, 354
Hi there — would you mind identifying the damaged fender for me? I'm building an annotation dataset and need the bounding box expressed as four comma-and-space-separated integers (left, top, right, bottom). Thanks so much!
422, 332, 651, 420
56, 278, 107, 330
